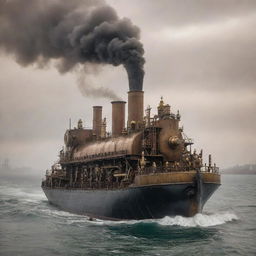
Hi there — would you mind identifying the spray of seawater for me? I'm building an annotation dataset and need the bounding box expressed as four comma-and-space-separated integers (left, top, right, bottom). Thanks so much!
91, 212, 238, 228
56, 211, 238, 228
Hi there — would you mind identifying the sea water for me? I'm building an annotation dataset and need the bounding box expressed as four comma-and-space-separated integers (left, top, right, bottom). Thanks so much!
0, 175, 255, 256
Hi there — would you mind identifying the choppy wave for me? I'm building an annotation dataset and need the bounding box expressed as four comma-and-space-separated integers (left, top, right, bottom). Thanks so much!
1, 176, 255, 256
0, 185, 45, 202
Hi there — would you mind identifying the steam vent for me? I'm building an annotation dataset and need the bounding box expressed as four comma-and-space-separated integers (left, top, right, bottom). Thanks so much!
42, 85, 221, 220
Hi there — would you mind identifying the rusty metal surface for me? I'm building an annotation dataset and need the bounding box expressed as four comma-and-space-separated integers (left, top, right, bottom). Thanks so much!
111, 101, 126, 136
64, 129, 93, 147
73, 132, 143, 159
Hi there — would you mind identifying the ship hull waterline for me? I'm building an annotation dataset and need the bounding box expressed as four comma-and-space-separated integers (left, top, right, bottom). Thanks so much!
42, 179, 220, 220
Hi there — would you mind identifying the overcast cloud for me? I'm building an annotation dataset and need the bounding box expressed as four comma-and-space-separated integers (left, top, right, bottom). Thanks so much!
0, 0, 255, 174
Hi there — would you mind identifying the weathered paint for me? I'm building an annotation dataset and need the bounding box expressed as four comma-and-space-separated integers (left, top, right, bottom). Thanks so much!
133, 171, 221, 186
202, 172, 221, 183
42, 181, 220, 220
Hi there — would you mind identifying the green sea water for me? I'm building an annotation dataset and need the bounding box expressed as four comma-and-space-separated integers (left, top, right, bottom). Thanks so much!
0, 175, 255, 256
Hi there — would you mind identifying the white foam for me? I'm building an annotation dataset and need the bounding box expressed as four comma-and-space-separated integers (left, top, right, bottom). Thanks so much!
33, 205, 239, 227
93, 211, 238, 227
157, 212, 238, 227
40, 208, 79, 218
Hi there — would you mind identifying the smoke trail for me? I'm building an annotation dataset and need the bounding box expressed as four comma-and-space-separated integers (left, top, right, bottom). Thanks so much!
77, 71, 121, 101
0, 0, 145, 92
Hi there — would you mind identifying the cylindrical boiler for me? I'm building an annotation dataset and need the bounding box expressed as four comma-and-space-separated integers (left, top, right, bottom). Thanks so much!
111, 101, 126, 136
128, 91, 144, 128
93, 106, 102, 138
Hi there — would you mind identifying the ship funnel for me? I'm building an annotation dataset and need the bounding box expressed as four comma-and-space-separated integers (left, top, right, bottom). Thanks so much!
111, 101, 126, 136
93, 106, 102, 138
128, 90, 144, 129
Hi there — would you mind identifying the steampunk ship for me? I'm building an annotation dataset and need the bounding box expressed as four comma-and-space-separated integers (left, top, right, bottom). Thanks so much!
42, 90, 221, 220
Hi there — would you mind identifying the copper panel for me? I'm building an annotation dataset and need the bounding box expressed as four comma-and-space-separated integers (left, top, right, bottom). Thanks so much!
73, 132, 143, 159
202, 173, 221, 183
157, 119, 184, 161
133, 172, 221, 186
134, 171, 196, 186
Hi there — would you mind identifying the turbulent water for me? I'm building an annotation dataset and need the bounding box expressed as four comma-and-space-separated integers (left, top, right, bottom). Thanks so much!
0, 175, 255, 256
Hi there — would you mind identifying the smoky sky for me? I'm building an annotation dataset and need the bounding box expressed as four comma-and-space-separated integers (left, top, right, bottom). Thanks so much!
0, 0, 256, 172
0, 0, 144, 92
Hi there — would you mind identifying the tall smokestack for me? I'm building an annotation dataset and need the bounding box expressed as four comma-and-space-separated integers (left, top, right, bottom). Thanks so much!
93, 106, 102, 138
128, 91, 144, 129
111, 101, 126, 136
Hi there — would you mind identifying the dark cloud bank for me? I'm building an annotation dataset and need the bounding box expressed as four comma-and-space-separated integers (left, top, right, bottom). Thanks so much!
0, 0, 145, 94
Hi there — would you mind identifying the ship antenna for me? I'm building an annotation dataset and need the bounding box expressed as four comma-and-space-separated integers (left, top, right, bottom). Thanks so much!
69, 118, 71, 130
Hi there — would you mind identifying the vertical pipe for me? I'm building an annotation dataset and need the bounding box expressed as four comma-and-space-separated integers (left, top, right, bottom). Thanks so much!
101, 117, 107, 138
209, 154, 212, 167
208, 154, 212, 172
111, 101, 126, 136
128, 91, 144, 128
93, 106, 102, 138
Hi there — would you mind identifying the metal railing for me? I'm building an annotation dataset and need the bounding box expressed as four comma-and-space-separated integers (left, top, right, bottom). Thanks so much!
42, 180, 130, 190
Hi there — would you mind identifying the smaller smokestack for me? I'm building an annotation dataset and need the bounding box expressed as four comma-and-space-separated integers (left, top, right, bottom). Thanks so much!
128, 91, 144, 129
111, 101, 126, 136
93, 106, 102, 138
101, 117, 107, 138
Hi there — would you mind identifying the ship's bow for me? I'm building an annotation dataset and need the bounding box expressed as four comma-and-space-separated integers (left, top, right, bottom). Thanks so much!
131, 171, 221, 217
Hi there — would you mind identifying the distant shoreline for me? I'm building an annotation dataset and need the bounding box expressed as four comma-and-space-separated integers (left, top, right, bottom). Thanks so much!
221, 164, 256, 175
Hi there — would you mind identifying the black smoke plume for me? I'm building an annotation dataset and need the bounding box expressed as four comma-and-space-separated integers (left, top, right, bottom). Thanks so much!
0, 0, 145, 92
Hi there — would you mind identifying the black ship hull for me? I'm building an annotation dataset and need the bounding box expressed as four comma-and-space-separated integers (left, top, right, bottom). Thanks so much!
42, 182, 220, 220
